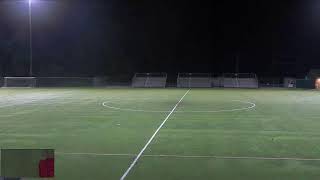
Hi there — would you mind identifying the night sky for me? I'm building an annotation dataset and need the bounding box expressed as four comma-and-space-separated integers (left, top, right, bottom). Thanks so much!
0, 0, 320, 78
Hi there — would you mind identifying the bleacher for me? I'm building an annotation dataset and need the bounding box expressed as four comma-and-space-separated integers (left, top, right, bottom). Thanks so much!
222, 77, 238, 88
222, 73, 258, 88
0, 73, 260, 89
177, 73, 211, 88
132, 73, 167, 88
212, 77, 223, 87
238, 78, 259, 88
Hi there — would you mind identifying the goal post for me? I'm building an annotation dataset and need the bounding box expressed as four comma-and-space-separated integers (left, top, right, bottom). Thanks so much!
3, 77, 37, 88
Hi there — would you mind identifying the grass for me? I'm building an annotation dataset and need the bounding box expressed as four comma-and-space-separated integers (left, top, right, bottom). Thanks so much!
0, 88, 320, 180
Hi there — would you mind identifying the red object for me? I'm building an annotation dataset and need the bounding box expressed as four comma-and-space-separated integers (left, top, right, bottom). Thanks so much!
39, 158, 55, 178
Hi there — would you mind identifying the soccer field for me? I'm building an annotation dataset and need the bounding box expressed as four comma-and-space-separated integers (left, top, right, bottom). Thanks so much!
0, 88, 320, 180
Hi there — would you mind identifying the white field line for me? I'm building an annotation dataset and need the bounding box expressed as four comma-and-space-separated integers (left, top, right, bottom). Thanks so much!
56, 152, 320, 161
102, 100, 256, 113
119, 89, 190, 180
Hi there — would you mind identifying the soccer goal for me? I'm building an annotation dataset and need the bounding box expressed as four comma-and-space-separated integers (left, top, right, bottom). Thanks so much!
132, 73, 167, 88
222, 73, 258, 88
177, 73, 212, 88
3, 77, 37, 87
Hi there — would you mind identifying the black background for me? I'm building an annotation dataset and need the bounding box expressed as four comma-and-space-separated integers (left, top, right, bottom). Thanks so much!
1, 0, 320, 78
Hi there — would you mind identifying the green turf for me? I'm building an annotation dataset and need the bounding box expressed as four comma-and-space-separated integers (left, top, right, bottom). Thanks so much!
0, 88, 320, 180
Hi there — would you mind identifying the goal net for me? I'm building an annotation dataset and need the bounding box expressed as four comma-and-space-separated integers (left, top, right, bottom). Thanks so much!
177, 73, 211, 88
132, 73, 167, 88
222, 73, 258, 88
3, 77, 37, 87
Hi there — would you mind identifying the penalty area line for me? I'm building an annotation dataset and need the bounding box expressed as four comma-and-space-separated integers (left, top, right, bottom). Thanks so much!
119, 89, 190, 180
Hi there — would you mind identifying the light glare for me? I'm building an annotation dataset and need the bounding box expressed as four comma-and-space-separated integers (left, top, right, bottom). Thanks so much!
316, 78, 320, 89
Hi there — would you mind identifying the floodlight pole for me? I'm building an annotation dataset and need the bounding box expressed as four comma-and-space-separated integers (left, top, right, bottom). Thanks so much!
28, 0, 33, 77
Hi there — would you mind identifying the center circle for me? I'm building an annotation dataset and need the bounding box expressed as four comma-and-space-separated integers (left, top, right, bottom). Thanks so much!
102, 98, 255, 113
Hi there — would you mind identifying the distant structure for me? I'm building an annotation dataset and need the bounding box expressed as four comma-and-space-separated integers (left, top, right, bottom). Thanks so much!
132, 73, 167, 88
177, 73, 211, 88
